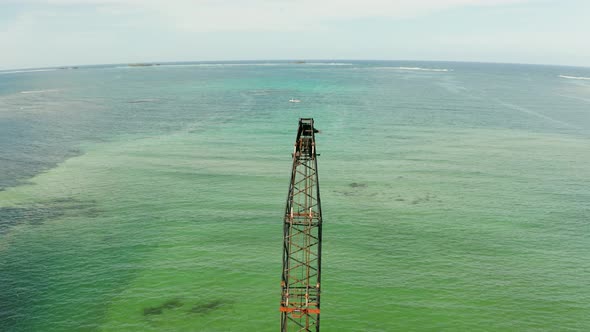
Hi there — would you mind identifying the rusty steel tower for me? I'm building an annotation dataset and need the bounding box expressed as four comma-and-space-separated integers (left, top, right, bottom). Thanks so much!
280, 118, 324, 332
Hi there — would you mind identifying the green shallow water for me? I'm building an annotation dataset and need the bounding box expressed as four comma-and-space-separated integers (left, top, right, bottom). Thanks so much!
1, 61, 590, 331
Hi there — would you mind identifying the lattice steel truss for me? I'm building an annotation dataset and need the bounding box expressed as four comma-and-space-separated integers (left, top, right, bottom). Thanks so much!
280, 118, 323, 332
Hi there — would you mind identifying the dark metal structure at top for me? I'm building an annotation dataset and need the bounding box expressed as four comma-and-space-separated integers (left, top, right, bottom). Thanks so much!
280, 118, 323, 332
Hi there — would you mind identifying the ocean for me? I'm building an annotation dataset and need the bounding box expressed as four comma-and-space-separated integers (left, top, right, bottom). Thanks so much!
0, 61, 589, 331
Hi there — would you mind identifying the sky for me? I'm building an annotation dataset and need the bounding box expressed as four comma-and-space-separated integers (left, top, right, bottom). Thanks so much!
0, 0, 589, 69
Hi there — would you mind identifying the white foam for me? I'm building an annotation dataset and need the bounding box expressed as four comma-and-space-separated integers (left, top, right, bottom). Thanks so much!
182, 63, 283, 67
0, 68, 57, 75
114, 62, 353, 69
559, 75, 590, 80
116, 63, 285, 69
302, 62, 353, 66
20, 89, 60, 94
368, 66, 451, 72
160, 62, 352, 67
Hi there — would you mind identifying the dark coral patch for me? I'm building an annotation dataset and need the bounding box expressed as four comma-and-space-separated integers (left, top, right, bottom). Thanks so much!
162, 299, 183, 309
143, 298, 184, 316
189, 300, 224, 314
0, 198, 100, 234
143, 307, 163, 315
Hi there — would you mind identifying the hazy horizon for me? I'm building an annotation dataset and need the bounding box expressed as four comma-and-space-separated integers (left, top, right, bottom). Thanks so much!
2, 58, 590, 72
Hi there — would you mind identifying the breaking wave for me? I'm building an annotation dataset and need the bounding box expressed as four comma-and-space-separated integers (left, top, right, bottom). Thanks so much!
0, 68, 57, 75
115, 63, 284, 69
559, 75, 590, 80
302, 63, 353, 66
114, 62, 352, 69
20, 89, 60, 94
366, 66, 452, 72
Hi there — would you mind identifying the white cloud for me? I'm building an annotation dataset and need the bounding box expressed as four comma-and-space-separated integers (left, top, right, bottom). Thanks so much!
140, 0, 533, 31
5, 0, 586, 69
159, 0, 534, 32
1, 0, 535, 32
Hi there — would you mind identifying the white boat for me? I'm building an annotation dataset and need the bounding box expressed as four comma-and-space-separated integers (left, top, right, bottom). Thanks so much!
289, 98, 301, 103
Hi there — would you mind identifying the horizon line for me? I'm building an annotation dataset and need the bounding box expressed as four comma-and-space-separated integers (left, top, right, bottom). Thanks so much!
1, 59, 589, 72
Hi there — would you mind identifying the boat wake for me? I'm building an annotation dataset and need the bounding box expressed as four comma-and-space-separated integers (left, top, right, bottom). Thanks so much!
496, 99, 578, 129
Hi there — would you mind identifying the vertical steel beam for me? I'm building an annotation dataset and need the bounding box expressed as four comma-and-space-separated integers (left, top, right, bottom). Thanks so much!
280, 118, 323, 332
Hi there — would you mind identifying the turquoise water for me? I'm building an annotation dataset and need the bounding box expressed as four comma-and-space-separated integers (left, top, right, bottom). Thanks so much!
1, 61, 589, 331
